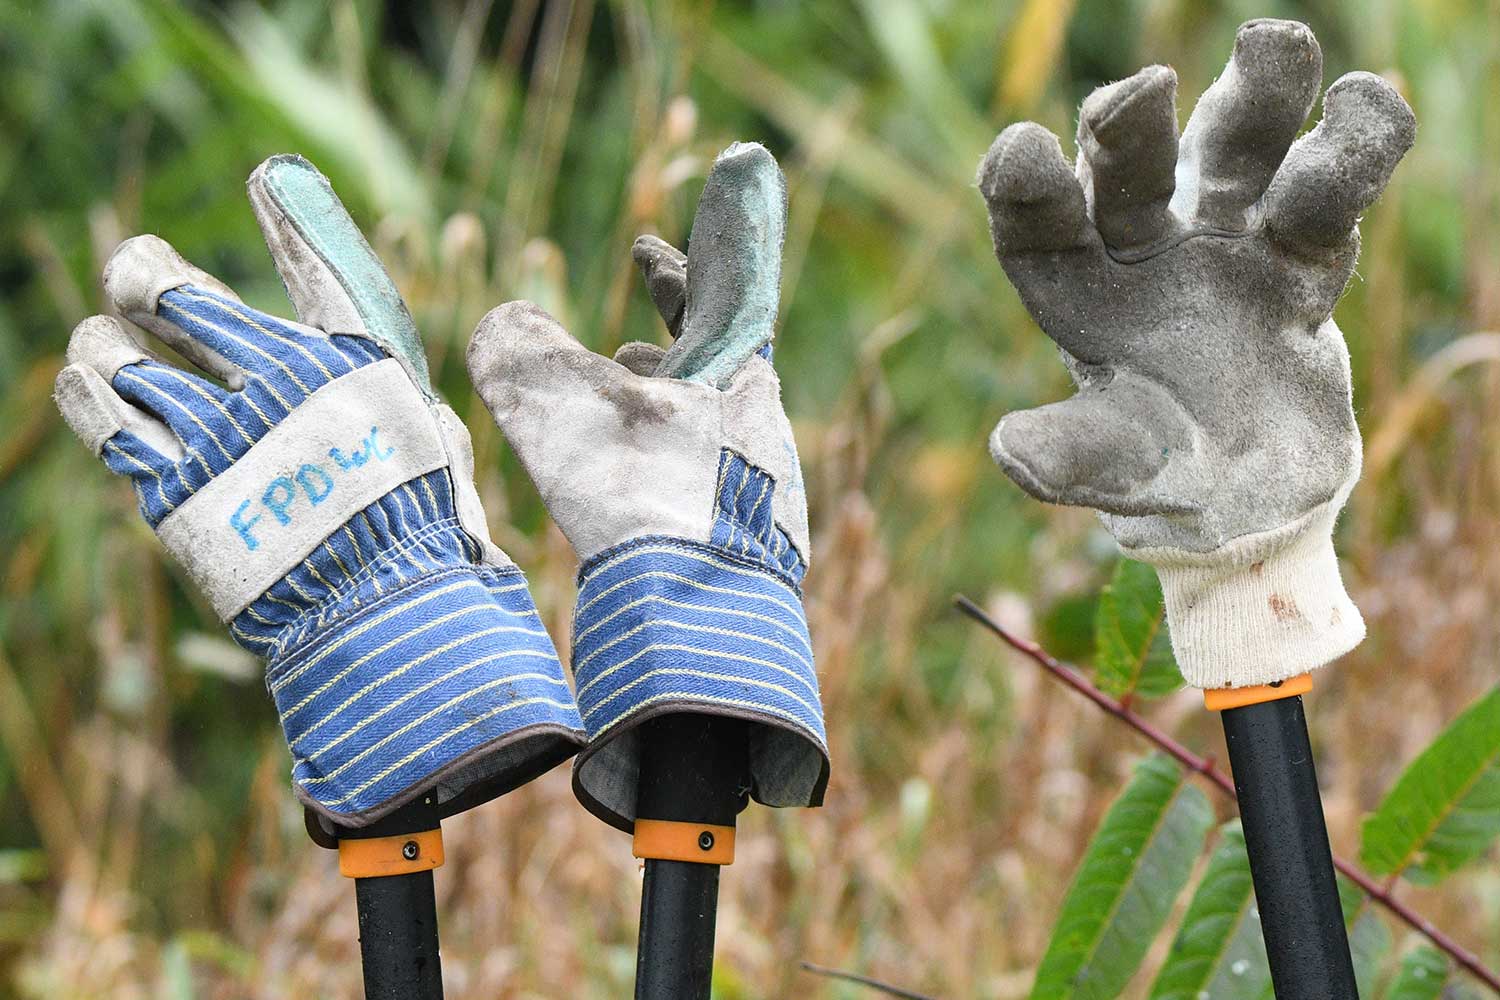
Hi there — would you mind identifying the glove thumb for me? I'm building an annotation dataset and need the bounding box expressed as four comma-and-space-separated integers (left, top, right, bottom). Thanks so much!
654, 142, 787, 387
992, 378, 1197, 517
247, 154, 432, 394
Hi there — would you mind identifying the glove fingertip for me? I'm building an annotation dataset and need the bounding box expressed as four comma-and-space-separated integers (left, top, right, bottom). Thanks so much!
66, 315, 149, 380
1218, 17, 1324, 120
1078, 64, 1177, 142
631, 233, 686, 270
989, 415, 1064, 504
103, 234, 241, 321
469, 299, 561, 350
707, 140, 782, 193
1231, 17, 1322, 72
1324, 70, 1417, 151
466, 299, 589, 398
978, 123, 1090, 255
55, 362, 124, 455
631, 234, 688, 338
467, 300, 533, 376
977, 122, 1068, 204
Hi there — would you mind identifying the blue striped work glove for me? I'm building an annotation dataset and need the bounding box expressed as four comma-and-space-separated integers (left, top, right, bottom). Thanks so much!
53, 155, 584, 828
466, 143, 828, 831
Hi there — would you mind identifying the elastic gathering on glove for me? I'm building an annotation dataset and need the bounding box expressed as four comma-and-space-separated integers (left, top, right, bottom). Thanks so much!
226, 468, 470, 654
570, 450, 828, 832
708, 446, 804, 584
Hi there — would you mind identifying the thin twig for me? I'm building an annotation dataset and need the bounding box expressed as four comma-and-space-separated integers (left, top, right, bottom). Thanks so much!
954, 594, 1500, 996
801, 961, 939, 1000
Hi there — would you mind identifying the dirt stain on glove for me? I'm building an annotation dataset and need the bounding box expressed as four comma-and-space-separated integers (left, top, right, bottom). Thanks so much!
1268, 593, 1303, 623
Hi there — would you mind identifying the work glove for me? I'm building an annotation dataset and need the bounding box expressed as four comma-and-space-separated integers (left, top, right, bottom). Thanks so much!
467, 142, 828, 830
978, 20, 1416, 689
54, 155, 585, 828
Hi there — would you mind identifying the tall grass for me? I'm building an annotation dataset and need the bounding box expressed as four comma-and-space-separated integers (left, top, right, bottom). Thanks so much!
0, 0, 1496, 996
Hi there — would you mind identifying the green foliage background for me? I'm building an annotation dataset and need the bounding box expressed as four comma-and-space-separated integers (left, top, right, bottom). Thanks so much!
1, 0, 1497, 996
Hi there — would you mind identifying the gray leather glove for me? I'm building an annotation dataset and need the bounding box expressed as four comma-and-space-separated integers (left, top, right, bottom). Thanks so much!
978, 19, 1416, 689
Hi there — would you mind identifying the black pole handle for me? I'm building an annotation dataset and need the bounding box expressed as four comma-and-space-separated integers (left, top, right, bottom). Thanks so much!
355, 869, 443, 999
336, 795, 446, 1000
1221, 695, 1358, 1000
633, 714, 750, 1000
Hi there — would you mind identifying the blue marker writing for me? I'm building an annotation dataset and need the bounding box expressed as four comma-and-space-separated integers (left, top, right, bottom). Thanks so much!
297, 463, 334, 505
230, 499, 262, 551
330, 426, 395, 470
262, 476, 297, 525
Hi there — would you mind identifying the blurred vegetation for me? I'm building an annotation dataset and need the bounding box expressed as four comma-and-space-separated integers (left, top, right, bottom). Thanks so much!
1, 0, 1498, 996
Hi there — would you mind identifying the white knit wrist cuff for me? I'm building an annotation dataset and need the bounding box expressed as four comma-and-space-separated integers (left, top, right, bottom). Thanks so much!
1127, 501, 1365, 690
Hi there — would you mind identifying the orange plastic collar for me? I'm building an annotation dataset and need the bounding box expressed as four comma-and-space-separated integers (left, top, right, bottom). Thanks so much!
633, 819, 736, 865
1204, 672, 1313, 712
338, 828, 444, 878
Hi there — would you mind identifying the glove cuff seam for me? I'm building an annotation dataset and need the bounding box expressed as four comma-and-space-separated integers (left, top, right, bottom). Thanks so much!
576, 533, 805, 597
264, 555, 519, 666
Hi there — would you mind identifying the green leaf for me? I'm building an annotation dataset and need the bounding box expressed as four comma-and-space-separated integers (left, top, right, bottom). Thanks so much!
1382, 947, 1450, 1000
1360, 685, 1500, 883
1031, 754, 1214, 1000
1148, 822, 1271, 999
1095, 560, 1183, 699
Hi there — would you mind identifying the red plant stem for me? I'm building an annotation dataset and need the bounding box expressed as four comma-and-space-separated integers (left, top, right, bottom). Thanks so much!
801, 962, 938, 1000
955, 594, 1500, 995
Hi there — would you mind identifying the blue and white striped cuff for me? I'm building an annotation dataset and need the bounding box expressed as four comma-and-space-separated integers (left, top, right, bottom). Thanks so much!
569, 537, 830, 830
267, 565, 585, 824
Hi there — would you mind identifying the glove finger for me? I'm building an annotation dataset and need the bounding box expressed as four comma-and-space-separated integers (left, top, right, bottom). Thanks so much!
1263, 71, 1416, 257
68, 313, 256, 469
111, 359, 264, 478
468, 300, 670, 430
631, 234, 687, 339
56, 327, 190, 524
105, 236, 361, 406
654, 142, 786, 387
613, 340, 669, 375
57, 321, 184, 467
57, 366, 186, 521
977, 122, 1090, 256
1077, 65, 1180, 249
989, 385, 1198, 517
246, 154, 431, 393
102, 235, 249, 387
65, 314, 207, 460
1174, 18, 1323, 229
